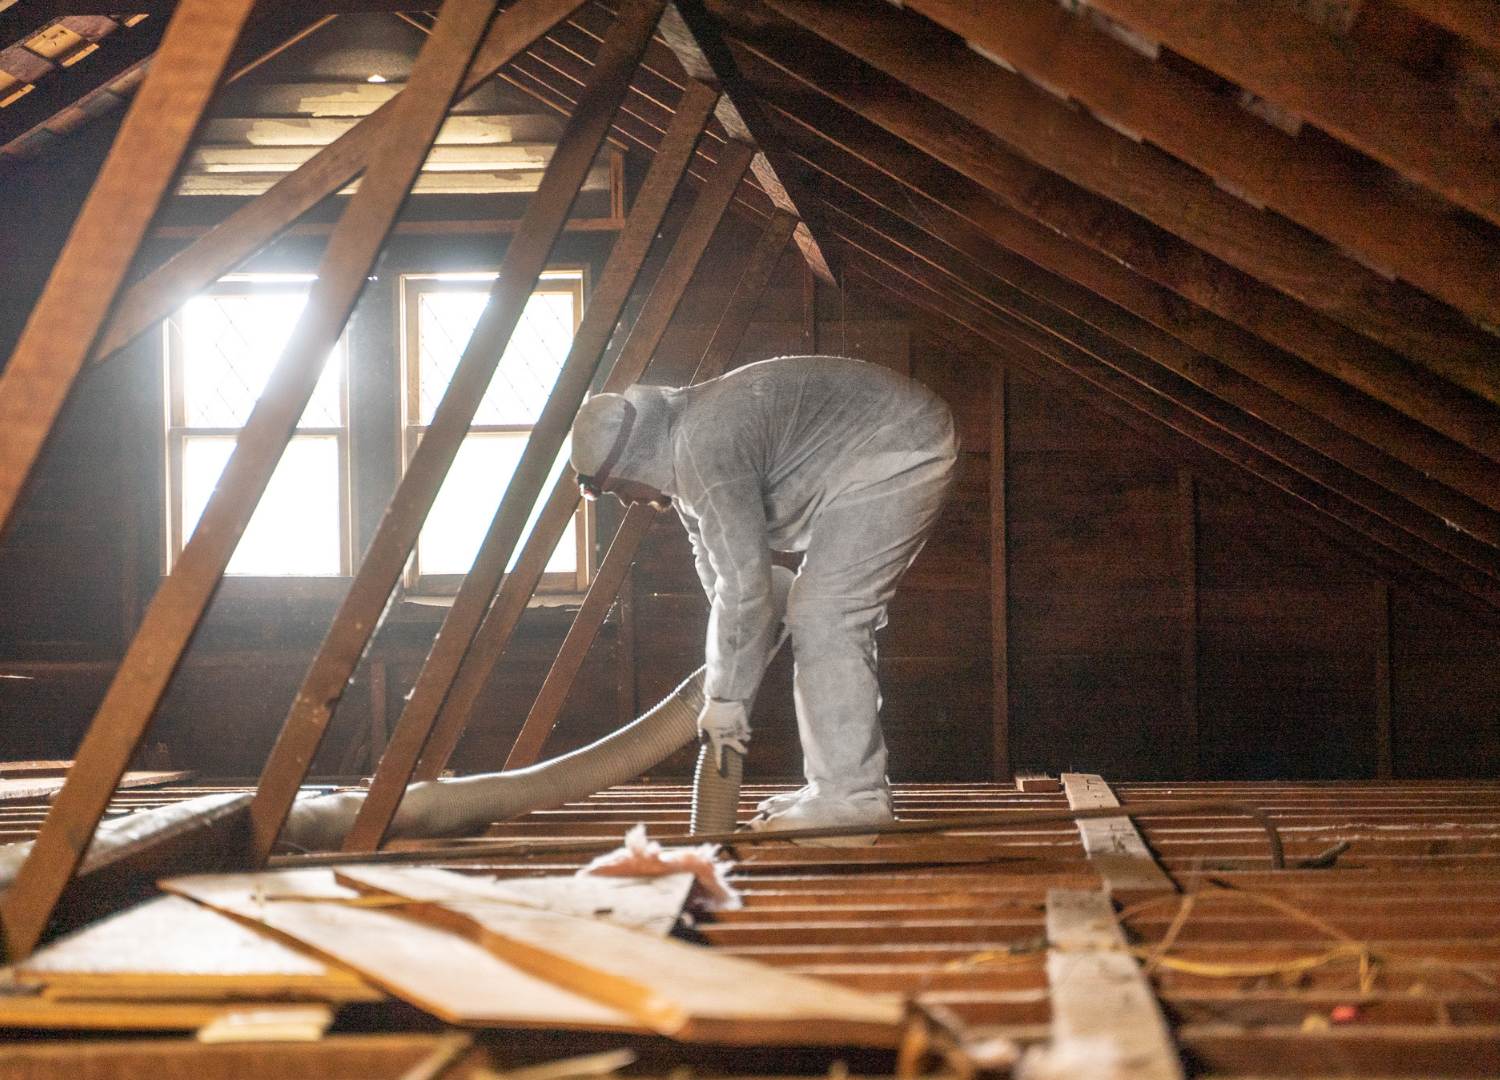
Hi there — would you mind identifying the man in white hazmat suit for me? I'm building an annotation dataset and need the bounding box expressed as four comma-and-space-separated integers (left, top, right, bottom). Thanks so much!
570, 355, 957, 835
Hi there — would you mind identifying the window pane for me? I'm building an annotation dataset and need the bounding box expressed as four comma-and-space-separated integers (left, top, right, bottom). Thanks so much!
416, 289, 576, 426
181, 292, 343, 428
417, 432, 576, 577
181, 435, 342, 576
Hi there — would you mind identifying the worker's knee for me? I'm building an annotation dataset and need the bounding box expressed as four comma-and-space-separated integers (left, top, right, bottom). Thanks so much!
785, 581, 884, 645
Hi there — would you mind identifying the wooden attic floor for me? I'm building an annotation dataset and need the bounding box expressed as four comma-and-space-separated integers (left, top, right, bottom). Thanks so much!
4, 776, 1500, 1077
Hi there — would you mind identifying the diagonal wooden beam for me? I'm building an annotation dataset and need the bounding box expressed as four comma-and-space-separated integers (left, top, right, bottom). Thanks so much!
788, 143, 1500, 558
900, 0, 1500, 335
660, 1, 833, 281
714, 10, 1500, 465
1085, 0, 1500, 232
1389, 0, 1500, 56
247, 0, 669, 861
87, 0, 590, 367
0, 0, 253, 544
338, 83, 721, 852
733, 61, 1500, 521
761, 0, 1500, 410
502, 207, 797, 771
841, 236, 1500, 610
406, 167, 784, 783
0, 0, 499, 962
828, 201, 1500, 585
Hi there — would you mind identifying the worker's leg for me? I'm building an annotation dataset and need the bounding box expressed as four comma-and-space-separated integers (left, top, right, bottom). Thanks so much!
766, 412, 957, 827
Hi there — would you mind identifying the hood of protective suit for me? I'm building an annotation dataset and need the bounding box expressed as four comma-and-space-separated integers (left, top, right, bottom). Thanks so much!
570, 384, 677, 494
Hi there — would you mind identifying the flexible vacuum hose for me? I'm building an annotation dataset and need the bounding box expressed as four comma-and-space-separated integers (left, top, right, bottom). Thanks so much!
282, 567, 793, 852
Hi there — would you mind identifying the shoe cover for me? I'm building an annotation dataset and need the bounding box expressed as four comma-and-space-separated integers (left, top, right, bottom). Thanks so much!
747, 787, 894, 847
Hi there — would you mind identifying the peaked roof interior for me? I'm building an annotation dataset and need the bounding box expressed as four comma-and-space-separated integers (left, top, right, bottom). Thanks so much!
2, 0, 1498, 615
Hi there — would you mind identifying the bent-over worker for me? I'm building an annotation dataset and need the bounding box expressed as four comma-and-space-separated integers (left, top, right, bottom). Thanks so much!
570, 355, 957, 835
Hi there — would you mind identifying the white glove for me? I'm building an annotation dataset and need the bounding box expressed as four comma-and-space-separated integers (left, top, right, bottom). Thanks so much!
697, 698, 750, 775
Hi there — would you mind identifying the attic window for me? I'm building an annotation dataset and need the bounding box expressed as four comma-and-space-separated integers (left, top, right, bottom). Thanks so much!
163, 275, 350, 577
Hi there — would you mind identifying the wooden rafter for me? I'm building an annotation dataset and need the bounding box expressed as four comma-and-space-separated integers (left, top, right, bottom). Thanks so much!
789, 145, 1500, 560
1085, 0, 1500, 231
842, 239, 1500, 611
659, 1, 833, 281
247, 0, 669, 860
831, 206, 1500, 595
0, 0, 253, 544
760, 0, 1500, 410
731, 62, 1500, 523
340, 85, 725, 852
899, 0, 1500, 335
859, 262, 1499, 616
710, 7, 1500, 466
0, 0, 496, 961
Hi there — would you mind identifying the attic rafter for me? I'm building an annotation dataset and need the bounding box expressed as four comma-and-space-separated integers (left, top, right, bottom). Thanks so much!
657, 1, 835, 282
827, 204, 1500, 593
731, 54, 1500, 524
0, 0, 254, 546
849, 251, 1500, 613
711, 7, 1500, 466
1389, 0, 1500, 57
759, 0, 1500, 410
782, 135, 1500, 554
1085, 0, 1500, 231
899, 0, 1500, 335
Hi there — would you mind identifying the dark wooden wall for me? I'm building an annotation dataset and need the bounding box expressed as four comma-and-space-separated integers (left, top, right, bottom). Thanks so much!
2, 146, 1498, 784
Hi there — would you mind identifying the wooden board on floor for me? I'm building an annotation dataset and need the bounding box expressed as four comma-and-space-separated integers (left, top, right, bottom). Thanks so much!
14, 895, 380, 1003
1046, 888, 1185, 1079
0, 771, 192, 804
0, 996, 332, 1034
1062, 772, 1175, 894
162, 869, 639, 1030
337, 864, 905, 1046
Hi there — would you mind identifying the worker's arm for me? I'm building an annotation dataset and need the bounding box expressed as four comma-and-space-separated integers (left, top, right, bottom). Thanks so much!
680, 474, 777, 705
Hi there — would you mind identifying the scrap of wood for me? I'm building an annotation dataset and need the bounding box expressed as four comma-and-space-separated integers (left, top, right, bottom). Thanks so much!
163, 869, 639, 1030
1062, 773, 1174, 895
336, 864, 905, 1045
1013, 771, 1062, 794
0, 769, 191, 804
1045, 888, 1184, 1079
0, 996, 330, 1034
15, 895, 379, 1003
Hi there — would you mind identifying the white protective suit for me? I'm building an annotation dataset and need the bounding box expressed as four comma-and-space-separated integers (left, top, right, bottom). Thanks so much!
576, 356, 957, 828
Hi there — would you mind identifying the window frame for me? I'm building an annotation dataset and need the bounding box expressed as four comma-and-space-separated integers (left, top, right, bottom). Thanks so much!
161, 274, 353, 581
397, 267, 593, 597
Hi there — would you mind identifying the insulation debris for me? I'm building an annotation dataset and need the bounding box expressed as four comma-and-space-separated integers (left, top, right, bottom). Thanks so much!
578, 824, 742, 910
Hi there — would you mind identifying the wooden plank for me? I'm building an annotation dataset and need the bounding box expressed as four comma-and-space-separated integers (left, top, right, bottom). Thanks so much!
1, 794, 254, 957
343, 82, 721, 852
410, 167, 787, 782
250, 0, 671, 861
900, 0, 1500, 333
720, 13, 1500, 471
494, 206, 797, 772
0, 0, 255, 540
337, 865, 906, 1045
0, 0, 500, 964
15, 895, 380, 1003
761, 0, 1500, 410
1062, 774, 1175, 895
0, 770, 190, 804
991, 367, 1010, 781
1046, 888, 1185, 1080
660, 1, 833, 281
88, 0, 589, 365
162, 869, 640, 1030
1085, 0, 1500, 232
1390, 0, 1500, 56
1178, 470, 1199, 780
0, 997, 331, 1034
